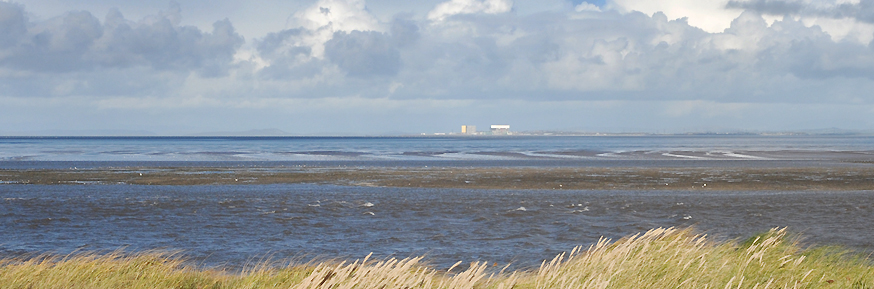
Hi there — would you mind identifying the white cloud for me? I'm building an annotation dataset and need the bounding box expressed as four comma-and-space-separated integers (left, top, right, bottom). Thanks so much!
575, 2, 601, 12
292, 0, 382, 32
611, 0, 743, 32
802, 17, 874, 43
260, 0, 383, 60
427, 0, 514, 21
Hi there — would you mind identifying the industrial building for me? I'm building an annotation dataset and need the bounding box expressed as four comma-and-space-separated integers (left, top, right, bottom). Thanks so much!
490, 125, 510, 135
461, 125, 476, 134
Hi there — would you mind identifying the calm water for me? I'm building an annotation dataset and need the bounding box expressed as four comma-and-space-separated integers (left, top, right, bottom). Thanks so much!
1, 136, 873, 269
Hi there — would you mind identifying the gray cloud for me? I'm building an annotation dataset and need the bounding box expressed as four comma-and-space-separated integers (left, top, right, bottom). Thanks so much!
0, 2, 243, 76
257, 28, 311, 60
390, 14, 420, 47
253, 13, 418, 81
367, 9, 874, 103
0, 2, 28, 48
324, 30, 401, 77
726, 0, 874, 23
254, 28, 324, 80
725, 0, 804, 15
0, 9, 103, 72
831, 0, 874, 23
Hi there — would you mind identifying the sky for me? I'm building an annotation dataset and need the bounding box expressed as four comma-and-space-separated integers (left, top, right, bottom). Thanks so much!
2, 0, 874, 135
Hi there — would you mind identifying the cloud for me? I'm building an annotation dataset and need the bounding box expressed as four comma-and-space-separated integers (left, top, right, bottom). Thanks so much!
255, 0, 382, 64
611, 0, 744, 33
427, 0, 514, 21
251, 0, 396, 83
0, 2, 244, 97
0, 2, 243, 77
0, 2, 28, 48
390, 14, 420, 47
575, 2, 602, 12
291, 0, 382, 32
237, 0, 874, 106
104, 16, 242, 77
5, 0, 874, 135
95, 5, 244, 77
254, 28, 332, 81
0, 2, 248, 101
725, 0, 805, 15
325, 30, 400, 77
726, 0, 874, 23
0, 9, 103, 72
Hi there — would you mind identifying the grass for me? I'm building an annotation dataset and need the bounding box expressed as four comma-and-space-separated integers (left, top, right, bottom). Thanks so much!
1, 228, 872, 288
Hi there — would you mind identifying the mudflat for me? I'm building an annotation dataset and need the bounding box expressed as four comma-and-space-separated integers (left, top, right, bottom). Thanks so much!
2, 166, 873, 190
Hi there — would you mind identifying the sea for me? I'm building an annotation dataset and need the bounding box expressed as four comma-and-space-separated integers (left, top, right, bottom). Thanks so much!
1, 135, 873, 269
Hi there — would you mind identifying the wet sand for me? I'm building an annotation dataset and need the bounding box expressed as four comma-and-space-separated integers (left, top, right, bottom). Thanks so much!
2, 166, 873, 190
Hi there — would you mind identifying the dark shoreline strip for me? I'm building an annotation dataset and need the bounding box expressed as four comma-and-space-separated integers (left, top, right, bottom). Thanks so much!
2, 166, 873, 190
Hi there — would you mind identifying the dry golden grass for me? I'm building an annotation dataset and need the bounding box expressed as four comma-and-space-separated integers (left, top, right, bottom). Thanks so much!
517, 227, 874, 288
1, 228, 872, 288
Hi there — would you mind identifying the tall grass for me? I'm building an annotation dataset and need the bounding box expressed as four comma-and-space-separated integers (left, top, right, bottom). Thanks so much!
523, 227, 873, 288
1, 228, 871, 288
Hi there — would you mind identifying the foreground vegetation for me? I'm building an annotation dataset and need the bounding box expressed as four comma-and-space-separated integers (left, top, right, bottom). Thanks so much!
1, 228, 872, 288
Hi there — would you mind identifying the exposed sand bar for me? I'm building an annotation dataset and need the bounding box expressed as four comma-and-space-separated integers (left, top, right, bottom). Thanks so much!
2, 166, 874, 190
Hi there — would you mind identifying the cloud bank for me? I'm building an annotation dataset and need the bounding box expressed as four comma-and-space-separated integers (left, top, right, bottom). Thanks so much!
2, 0, 874, 134
0, 1, 243, 99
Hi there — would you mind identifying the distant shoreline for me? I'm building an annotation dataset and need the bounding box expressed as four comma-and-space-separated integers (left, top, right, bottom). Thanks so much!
2, 166, 873, 190
3, 130, 874, 137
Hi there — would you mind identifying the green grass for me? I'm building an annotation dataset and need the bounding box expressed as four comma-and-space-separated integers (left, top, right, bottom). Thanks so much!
1, 228, 872, 288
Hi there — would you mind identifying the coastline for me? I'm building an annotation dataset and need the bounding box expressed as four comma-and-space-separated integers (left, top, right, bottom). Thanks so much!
2, 166, 873, 190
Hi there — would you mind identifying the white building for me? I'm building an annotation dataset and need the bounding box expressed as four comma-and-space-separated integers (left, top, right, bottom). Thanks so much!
490, 125, 510, 135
